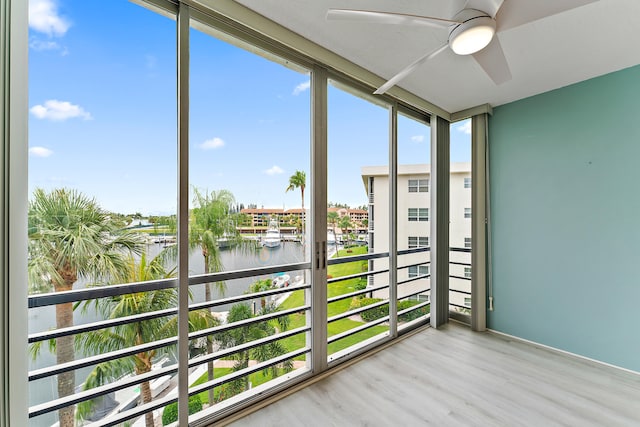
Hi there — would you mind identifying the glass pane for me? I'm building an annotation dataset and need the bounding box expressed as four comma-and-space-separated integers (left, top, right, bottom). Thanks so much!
450, 119, 472, 315
188, 18, 311, 416
397, 112, 431, 329
327, 81, 390, 361
28, 2, 177, 426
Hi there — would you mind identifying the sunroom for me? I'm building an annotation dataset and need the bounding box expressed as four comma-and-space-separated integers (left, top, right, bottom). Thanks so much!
2, 0, 640, 426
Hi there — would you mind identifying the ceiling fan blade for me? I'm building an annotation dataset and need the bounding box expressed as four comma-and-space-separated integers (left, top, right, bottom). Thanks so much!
464, 0, 505, 18
374, 44, 449, 95
496, 0, 599, 32
326, 9, 461, 29
472, 37, 512, 84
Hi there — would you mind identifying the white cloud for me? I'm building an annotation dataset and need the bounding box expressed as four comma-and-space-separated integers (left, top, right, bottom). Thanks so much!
457, 120, 471, 135
29, 0, 71, 37
199, 137, 225, 150
292, 81, 310, 96
411, 135, 425, 143
30, 100, 92, 121
29, 38, 60, 51
265, 165, 284, 176
29, 146, 53, 157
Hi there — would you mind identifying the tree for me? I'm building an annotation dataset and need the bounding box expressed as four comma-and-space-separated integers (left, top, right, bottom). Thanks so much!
76, 253, 217, 427
327, 211, 339, 256
339, 215, 352, 246
28, 188, 144, 427
216, 303, 292, 398
285, 171, 306, 241
189, 187, 252, 403
249, 278, 274, 310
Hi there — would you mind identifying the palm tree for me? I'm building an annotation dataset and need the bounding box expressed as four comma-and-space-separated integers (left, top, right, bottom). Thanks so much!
217, 302, 292, 398
76, 253, 217, 427
339, 215, 352, 246
189, 187, 243, 404
28, 188, 144, 427
285, 171, 306, 242
327, 211, 339, 256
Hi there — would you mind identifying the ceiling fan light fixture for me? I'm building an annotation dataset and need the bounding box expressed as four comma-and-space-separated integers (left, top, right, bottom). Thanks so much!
449, 15, 496, 55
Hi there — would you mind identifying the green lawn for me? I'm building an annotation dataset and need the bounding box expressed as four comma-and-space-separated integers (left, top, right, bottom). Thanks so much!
191, 366, 282, 404
278, 245, 388, 357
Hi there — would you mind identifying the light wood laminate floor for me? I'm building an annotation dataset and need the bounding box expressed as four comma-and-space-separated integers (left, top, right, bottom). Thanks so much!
228, 322, 640, 426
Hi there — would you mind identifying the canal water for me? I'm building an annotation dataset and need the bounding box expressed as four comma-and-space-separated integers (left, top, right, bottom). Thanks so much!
28, 241, 309, 426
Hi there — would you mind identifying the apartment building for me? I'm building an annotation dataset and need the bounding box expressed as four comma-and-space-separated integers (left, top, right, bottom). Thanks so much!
362, 163, 472, 307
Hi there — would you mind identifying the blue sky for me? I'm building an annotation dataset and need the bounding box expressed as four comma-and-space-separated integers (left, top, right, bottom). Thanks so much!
28, 0, 470, 216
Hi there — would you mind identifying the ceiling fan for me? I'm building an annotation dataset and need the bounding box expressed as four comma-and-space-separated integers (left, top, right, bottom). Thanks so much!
327, 0, 598, 94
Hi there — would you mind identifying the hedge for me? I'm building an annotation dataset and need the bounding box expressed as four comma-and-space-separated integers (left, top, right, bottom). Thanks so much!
162, 395, 203, 425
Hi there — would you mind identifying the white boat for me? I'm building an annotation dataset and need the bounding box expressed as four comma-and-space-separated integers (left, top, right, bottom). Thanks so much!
262, 219, 281, 248
272, 274, 290, 288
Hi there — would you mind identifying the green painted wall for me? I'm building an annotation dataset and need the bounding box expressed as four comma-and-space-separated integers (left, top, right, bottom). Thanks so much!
487, 65, 640, 372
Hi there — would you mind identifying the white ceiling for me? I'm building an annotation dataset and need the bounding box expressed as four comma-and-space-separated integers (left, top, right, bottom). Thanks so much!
232, 0, 640, 113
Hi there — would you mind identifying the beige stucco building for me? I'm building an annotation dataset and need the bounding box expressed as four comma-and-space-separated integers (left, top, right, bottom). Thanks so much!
361, 163, 472, 308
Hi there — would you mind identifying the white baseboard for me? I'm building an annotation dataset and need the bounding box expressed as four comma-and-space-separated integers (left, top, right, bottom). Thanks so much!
487, 328, 640, 378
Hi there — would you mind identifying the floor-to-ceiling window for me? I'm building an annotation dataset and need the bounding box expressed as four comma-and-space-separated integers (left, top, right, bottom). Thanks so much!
27, 2, 178, 426
449, 119, 472, 320
187, 12, 312, 418
326, 81, 390, 362
396, 110, 432, 331
19, 1, 439, 425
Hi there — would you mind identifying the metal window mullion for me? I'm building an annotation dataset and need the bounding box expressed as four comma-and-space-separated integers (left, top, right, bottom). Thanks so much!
177, 4, 190, 426
389, 103, 398, 337
430, 115, 450, 327
471, 113, 488, 331
311, 65, 328, 372
3, 1, 29, 425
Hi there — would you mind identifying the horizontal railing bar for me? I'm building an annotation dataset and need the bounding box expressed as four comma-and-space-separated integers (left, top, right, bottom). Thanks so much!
327, 251, 389, 266
450, 261, 471, 267
29, 307, 177, 343
188, 261, 311, 286
28, 278, 177, 308
30, 284, 310, 343
450, 247, 471, 253
328, 300, 389, 324
188, 283, 310, 312
189, 326, 310, 370
397, 261, 430, 270
189, 305, 310, 341
30, 304, 310, 381
398, 288, 431, 300
327, 282, 390, 304
327, 316, 388, 344
28, 262, 311, 308
327, 267, 389, 285
397, 301, 431, 318
29, 336, 177, 381
188, 348, 309, 397
398, 247, 430, 256
450, 275, 472, 281
89, 393, 177, 427
450, 289, 472, 295
29, 364, 177, 418
397, 274, 430, 286
449, 303, 470, 309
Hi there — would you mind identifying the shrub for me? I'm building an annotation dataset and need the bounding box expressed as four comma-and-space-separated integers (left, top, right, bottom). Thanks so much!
162, 395, 203, 425
354, 279, 367, 291
350, 297, 388, 322
349, 298, 431, 322
398, 300, 431, 322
